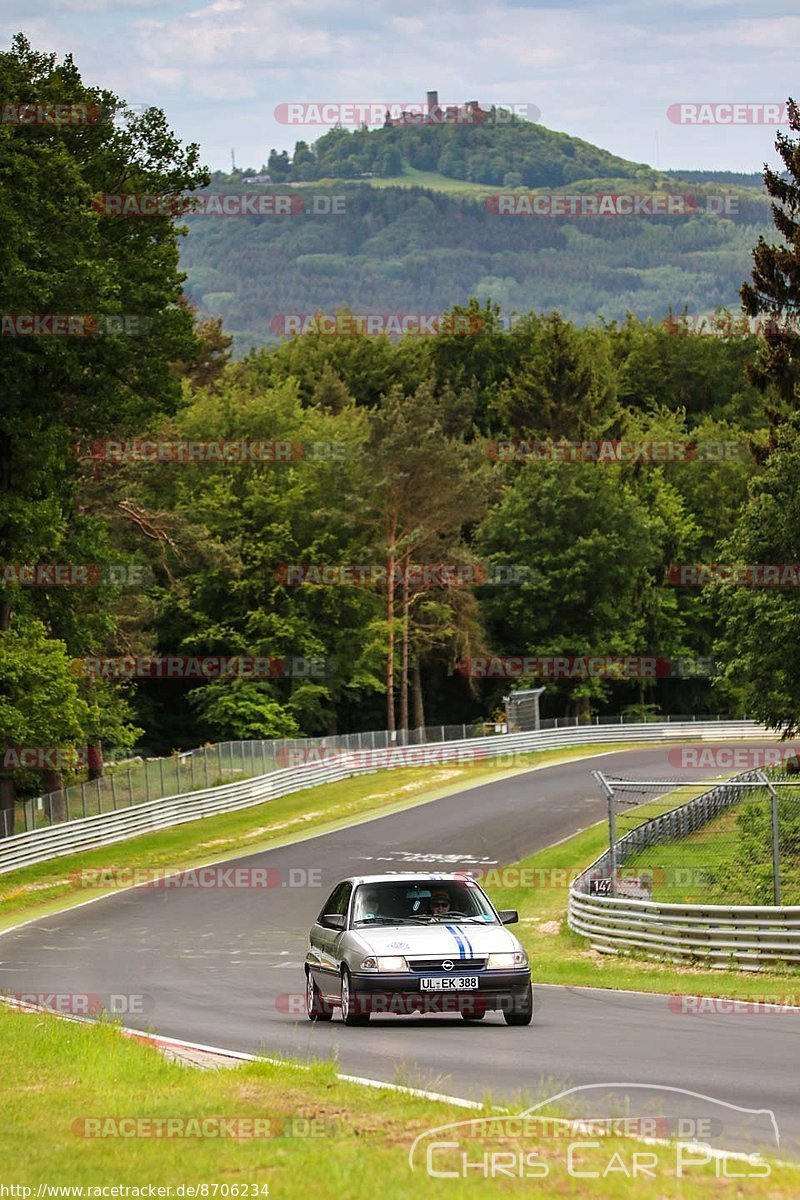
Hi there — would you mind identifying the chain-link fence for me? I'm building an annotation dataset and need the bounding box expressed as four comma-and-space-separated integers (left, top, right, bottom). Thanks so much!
8, 745, 230, 837
590, 768, 800, 906
2, 711, 738, 839
6, 723, 491, 837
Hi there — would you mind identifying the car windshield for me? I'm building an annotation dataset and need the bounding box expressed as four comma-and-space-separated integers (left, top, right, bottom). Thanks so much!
351, 881, 498, 926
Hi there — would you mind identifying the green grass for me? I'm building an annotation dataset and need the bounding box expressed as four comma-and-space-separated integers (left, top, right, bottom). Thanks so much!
489, 820, 800, 998
623, 806, 747, 903
619, 778, 800, 906
5, 741, 795, 1001
605, 780, 750, 905
292, 167, 497, 197
0, 743, 634, 930
4, 745, 800, 1190
304, 166, 755, 207
363, 166, 496, 198
1, 1003, 796, 1194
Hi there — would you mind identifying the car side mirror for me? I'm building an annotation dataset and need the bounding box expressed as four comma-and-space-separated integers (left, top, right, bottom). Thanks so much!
498, 909, 519, 925
321, 913, 346, 930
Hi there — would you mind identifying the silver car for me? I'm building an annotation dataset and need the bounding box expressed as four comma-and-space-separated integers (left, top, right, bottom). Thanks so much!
304, 873, 533, 1026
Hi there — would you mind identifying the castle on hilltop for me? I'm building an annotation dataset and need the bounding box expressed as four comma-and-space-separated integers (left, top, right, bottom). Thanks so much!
386, 90, 490, 127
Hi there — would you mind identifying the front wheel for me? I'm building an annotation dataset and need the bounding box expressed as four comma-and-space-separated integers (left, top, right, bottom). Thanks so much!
503, 983, 533, 1026
341, 968, 370, 1026
306, 970, 333, 1021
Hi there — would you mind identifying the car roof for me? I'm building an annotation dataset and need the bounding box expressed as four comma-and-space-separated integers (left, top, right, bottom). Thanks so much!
343, 873, 481, 887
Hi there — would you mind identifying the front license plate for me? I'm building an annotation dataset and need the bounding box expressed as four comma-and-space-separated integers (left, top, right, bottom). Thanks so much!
420, 976, 479, 990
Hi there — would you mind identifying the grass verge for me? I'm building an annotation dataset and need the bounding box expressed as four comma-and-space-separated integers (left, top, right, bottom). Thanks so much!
625, 806, 745, 903
1, 1003, 796, 1195
0, 743, 635, 931
487, 821, 800, 999
364, 166, 494, 197
624, 784, 800, 906
5, 740, 793, 1001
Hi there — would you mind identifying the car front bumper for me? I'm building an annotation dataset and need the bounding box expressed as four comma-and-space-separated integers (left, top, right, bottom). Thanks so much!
349, 969, 532, 1015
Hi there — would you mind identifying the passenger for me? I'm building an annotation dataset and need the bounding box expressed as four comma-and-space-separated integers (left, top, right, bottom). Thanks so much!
355, 888, 383, 921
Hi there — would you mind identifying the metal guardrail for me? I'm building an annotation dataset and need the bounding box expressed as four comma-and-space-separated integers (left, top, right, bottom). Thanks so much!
569, 767, 800, 965
0, 719, 769, 876
21, 712, 738, 836
22, 726, 498, 834
568, 893, 800, 966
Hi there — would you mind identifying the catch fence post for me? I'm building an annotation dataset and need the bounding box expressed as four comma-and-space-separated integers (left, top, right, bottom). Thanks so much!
758, 770, 782, 905
594, 770, 617, 898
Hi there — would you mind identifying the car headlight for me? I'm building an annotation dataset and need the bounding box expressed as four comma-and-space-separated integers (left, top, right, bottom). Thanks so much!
486, 951, 528, 969
359, 956, 409, 972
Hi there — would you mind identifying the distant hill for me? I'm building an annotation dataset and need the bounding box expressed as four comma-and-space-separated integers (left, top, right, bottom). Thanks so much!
664, 169, 768, 189
180, 118, 774, 354
261, 115, 652, 189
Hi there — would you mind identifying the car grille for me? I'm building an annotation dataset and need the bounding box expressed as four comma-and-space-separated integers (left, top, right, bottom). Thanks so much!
408, 957, 487, 972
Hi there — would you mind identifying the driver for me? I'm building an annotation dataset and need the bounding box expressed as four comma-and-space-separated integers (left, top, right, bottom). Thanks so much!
429, 887, 452, 916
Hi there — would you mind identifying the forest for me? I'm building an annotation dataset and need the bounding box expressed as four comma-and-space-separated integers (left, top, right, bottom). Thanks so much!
3, 34, 800, 832
181, 175, 774, 350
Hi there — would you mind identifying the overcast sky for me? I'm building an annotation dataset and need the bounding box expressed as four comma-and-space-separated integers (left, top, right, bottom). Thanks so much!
2, 0, 797, 174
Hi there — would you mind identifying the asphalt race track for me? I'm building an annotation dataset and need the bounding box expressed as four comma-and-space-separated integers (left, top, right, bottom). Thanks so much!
2, 745, 799, 1157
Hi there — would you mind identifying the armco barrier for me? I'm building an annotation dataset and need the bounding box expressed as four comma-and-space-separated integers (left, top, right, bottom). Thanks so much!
18, 713, 763, 835
568, 891, 800, 966
569, 766, 800, 965
0, 720, 770, 876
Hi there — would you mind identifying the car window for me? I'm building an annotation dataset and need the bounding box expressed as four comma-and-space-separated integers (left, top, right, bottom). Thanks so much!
333, 882, 352, 916
351, 881, 498, 924
317, 881, 351, 922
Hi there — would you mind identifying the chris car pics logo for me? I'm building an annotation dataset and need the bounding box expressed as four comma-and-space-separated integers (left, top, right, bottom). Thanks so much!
408, 1084, 777, 1181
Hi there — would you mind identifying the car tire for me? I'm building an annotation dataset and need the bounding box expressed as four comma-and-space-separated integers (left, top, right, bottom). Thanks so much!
305, 969, 333, 1022
503, 983, 533, 1026
341, 968, 370, 1026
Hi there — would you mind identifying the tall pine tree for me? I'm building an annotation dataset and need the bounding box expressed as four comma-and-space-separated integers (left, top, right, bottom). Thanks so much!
741, 98, 800, 435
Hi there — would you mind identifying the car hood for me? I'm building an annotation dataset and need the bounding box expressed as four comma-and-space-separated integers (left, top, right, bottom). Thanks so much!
354, 923, 521, 958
